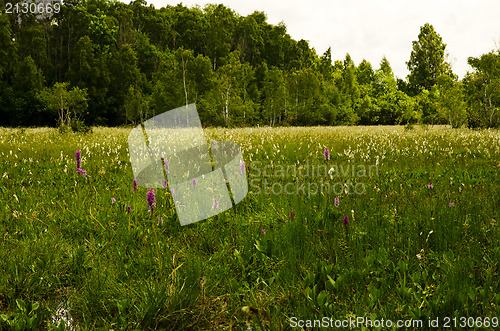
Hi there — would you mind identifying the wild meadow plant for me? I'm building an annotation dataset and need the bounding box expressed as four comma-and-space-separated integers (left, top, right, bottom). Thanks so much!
0, 126, 499, 329
132, 178, 137, 193
75, 149, 89, 177
147, 189, 156, 212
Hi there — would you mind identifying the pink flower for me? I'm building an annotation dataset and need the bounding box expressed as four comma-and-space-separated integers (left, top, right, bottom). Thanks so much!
343, 216, 349, 226
449, 201, 454, 207
334, 197, 340, 207
133, 178, 138, 193
163, 179, 167, 190
428, 182, 433, 189
147, 189, 156, 212
192, 178, 197, 188
77, 168, 88, 177
324, 148, 330, 161
111, 197, 116, 204
289, 211, 294, 220
126, 206, 131, 213
75, 150, 81, 169
261, 227, 266, 234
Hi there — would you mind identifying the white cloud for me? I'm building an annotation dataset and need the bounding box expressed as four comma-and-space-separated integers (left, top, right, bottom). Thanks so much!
146, 0, 500, 79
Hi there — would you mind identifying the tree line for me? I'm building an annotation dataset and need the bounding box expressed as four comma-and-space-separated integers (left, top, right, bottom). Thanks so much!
0, 0, 499, 129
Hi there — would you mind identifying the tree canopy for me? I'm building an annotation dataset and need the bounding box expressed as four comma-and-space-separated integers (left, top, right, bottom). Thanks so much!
0, 1, 498, 128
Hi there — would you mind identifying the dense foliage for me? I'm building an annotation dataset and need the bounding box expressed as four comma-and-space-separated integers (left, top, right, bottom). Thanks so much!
0, 0, 499, 128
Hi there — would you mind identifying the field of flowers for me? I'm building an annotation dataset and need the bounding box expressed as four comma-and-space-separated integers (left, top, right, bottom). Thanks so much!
0, 125, 499, 330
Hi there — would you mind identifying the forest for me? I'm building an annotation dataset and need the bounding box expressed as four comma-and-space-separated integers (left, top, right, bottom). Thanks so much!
0, 0, 499, 129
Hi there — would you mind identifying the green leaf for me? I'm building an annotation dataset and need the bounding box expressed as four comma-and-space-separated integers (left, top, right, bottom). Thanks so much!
16, 299, 26, 313
317, 290, 327, 307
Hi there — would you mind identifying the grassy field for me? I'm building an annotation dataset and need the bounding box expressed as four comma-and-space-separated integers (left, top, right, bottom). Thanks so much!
0, 125, 499, 330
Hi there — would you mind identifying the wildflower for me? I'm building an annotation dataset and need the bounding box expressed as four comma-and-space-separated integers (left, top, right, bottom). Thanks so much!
324, 148, 330, 161
111, 197, 116, 204
449, 201, 454, 207
147, 189, 156, 212
343, 216, 349, 226
416, 249, 425, 261
328, 167, 335, 179
133, 178, 138, 193
289, 211, 294, 220
77, 168, 88, 177
192, 178, 197, 188
163, 179, 167, 190
75, 150, 89, 177
428, 182, 433, 189
334, 197, 340, 207
170, 188, 175, 195
261, 227, 266, 234
212, 199, 219, 209
126, 206, 131, 213
240, 161, 245, 174
75, 150, 81, 169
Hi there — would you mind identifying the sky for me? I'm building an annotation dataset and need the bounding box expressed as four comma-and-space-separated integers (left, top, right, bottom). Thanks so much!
145, 0, 500, 79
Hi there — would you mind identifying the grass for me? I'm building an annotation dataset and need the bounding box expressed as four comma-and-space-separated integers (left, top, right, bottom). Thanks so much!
0, 125, 499, 330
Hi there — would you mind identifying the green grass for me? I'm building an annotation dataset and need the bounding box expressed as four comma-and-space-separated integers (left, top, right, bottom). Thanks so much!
0, 125, 499, 330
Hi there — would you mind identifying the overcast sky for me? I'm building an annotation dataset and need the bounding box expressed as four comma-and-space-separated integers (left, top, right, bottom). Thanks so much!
145, 0, 499, 79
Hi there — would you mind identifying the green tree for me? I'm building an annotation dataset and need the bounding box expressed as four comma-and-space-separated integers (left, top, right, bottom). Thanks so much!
433, 74, 467, 128
152, 48, 214, 119
288, 67, 323, 125
216, 51, 255, 126
108, 44, 140, 124
319, 47, 333, 80
264, 22, 287, 68
262, 66, 286, 126
0, 15, 18, 126
39, 82, 88, 129
407, 23, 451, 94
124, 85, 151, 124
356, 59, 375, 86
16, 25, 52, 78
67, 36, 111, 125
415, 88, 439, 124
0, 15, 16, 78
333, 54, 360, 125
355, 59, 377, 124
378, 89, 416, 125
204, 4, 236, 69
234, 13, 265, 66
8, 56, 46, 126
134, 32, 161, 84
172, 4, 206, 54
374, 57, 397, 96
464, 52, 500, 128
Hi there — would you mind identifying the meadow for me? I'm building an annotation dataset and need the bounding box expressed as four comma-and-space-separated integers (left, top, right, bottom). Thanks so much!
0, 125, 499, 330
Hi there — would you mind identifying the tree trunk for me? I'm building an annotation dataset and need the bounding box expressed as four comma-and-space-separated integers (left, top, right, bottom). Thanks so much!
224, 83, 230, 127
182, 55, 188, 106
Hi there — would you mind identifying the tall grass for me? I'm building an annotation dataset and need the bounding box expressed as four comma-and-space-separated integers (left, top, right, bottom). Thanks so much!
0, 125, 499, 330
